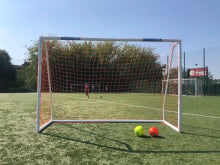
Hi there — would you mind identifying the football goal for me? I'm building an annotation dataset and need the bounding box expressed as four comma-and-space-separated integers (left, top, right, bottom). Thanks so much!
182, 78, 203, 96
36, 37, 182, 133
162, 78, 203, 97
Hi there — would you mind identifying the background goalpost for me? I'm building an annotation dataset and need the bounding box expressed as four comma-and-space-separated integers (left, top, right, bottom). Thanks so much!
36, 36, 182, 133
162, 78, 203, 97
182, 78, 203, 96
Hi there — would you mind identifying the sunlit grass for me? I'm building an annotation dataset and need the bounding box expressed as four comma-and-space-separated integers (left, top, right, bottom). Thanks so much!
0, 93, 219, 164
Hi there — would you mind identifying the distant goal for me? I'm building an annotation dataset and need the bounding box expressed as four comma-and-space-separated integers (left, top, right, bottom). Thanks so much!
36, 37, 182, 133
162, 78, 203, 97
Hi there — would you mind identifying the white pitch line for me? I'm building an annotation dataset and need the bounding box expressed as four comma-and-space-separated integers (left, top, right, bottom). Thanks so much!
96, 98, 220, 119
68, 95, 220, 119
182, 112, 220, 119
97, 99, 162, 111
69, 96, 176, 113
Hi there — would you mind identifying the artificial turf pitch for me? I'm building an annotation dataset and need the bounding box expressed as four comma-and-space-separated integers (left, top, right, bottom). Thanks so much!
0, 93, 219, 164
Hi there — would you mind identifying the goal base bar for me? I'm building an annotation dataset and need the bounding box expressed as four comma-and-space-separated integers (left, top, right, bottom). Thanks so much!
163, 120, 180, 132
52, 119, 163, 123
37, 120, 53, 133
37, 120, 180, 133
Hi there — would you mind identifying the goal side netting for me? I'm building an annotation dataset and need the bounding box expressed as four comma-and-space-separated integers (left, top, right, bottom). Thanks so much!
36, 37, 182, 133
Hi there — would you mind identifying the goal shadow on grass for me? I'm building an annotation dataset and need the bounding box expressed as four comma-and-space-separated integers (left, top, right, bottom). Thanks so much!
182, 131, 220, 139
41, 124, 220, 154
139, 135, 165, 139
182, 124, 220, 139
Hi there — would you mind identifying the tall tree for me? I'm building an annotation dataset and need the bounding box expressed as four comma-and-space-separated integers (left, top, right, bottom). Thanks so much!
0, 50, 16, 91
23, 43, 38, 91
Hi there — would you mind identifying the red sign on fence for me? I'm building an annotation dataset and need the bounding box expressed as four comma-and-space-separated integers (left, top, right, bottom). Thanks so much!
188, 67, 208, 77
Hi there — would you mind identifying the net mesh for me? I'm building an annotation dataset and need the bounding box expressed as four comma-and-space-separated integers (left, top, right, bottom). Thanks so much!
38, 39, 180, 129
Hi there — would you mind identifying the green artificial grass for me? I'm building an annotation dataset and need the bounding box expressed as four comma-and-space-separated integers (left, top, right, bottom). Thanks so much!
0, 93, 219, 164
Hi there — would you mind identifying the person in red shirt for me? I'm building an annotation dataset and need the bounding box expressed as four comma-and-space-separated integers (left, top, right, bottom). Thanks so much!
85, 83, 90, 99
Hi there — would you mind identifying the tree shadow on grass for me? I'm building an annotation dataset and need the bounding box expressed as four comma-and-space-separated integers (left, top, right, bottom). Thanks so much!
41, 124, 220, 154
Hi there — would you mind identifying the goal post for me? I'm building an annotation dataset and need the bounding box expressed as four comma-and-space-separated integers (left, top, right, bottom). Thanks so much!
36, 36, 182, 133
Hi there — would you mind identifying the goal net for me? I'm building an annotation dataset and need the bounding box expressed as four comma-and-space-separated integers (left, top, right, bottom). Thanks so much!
71, 84, 101, 92
36, 37, 182, 133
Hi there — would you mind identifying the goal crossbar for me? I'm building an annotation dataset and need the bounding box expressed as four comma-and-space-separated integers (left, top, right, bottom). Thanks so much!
40, 36, 181, 43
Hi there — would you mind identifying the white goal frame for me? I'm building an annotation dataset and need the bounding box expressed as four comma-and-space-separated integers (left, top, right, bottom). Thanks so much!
36, 36, 182, 133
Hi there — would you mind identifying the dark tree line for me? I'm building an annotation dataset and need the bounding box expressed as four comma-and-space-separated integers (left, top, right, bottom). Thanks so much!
0, 45, 38, 92
0, 50, 16, 91
0, 42, 165, 93
1, 41, 219, 95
